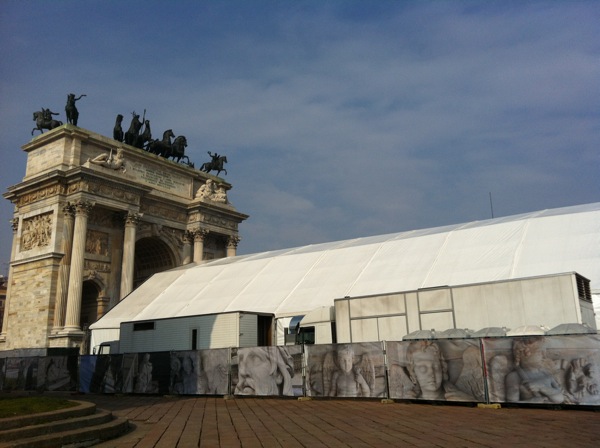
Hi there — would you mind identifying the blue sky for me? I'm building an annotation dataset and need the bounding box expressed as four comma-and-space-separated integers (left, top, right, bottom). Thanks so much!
1, 1, 599, 274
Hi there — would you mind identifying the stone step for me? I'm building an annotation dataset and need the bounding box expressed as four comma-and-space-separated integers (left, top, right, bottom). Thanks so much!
0, 409, 113, 442
1, 400, 97, 431
0, 415, 130, 448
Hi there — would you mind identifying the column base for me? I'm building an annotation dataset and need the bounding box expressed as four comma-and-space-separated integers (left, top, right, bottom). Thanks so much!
48, 331, 84, 349
58, 326, 85, 336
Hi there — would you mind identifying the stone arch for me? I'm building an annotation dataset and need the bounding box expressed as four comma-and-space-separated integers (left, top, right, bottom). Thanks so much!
80, 280, 101, 329
134, 236, 178, 288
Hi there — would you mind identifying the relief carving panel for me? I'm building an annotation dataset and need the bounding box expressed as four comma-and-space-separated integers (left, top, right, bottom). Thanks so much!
20, 212, 53, 251
85, 229, 110, 256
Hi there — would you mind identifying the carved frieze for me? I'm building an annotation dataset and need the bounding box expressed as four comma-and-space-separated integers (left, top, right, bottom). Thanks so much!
203, 212, 238, 230
140, 201, 187, 222
187, 211, 203, 224
17, 184, 67, 207
67, 180, 86, 194
87, 180, 140, 205
20, 212, 53, 251
84, 260, 111, 273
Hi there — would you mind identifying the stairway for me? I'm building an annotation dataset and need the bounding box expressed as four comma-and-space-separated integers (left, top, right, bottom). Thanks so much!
0, 400, 129, 448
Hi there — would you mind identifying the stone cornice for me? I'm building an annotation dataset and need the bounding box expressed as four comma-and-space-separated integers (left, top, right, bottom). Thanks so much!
188, 201, 249, 223
9, 252, 64, 267
23, 124, 91, 152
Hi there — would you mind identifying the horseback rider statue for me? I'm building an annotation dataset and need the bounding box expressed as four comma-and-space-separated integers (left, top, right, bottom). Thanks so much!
200, 151, 228, 176
32, 108, 63, 135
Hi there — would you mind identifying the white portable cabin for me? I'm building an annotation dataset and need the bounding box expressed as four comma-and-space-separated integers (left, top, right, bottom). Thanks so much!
118, 311, 273, 353
89, 202, 600, 353
333, 272, 595, 343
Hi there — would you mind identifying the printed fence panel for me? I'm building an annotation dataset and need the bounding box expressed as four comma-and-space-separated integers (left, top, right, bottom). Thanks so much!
2, 357, 38, 391
169, 349, 230, 395
80, 354, 123, 393
121, 352, 171, 394
201, 348, 231, 395
36, 356, 77, 391
386, 339, 485, 402
482, 334, 600, 406
305, 342, 386, 398
231, 345, 303, 396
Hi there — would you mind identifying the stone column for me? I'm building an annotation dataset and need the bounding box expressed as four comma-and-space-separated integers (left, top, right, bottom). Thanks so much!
0, 218, 19, 337
52, 203, 75, 332
182, 231, 193, 265
193, 228, 209, 263
63, 200, 94, 332
120, 211, 142, 299
96, 296, 110, 319
227, 236, 240, 257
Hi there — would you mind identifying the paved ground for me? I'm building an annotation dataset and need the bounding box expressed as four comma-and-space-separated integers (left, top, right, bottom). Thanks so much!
52, 393, 600, 447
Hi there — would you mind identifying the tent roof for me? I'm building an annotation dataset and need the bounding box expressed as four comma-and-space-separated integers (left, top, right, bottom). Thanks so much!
91, 202, 600, 330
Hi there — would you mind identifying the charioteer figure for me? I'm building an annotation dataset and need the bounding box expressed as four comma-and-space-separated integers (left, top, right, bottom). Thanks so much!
124, 111, 143, 146
65, 93, 86, 126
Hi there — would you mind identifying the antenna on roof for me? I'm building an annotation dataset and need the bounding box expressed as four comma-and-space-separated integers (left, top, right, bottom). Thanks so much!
489, 192, 495, 218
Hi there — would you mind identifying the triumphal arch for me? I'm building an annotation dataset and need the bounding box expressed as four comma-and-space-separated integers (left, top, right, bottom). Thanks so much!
0, 124, 248, 353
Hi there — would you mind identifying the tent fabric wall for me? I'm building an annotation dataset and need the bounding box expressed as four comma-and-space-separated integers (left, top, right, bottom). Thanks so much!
91, 203, 600, 337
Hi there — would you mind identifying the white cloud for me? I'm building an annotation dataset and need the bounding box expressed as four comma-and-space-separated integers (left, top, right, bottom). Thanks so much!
1, 1, 599, 265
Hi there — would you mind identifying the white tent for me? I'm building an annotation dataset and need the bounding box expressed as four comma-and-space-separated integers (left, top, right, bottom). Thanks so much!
90, 202, 600, 348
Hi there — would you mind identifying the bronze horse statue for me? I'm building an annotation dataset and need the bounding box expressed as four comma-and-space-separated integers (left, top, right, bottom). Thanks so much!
200, 151, 228, 176
32, 109, 63, 135
146, 129, 175, 157
165, 135, 190, 164
113, 114, 124, 142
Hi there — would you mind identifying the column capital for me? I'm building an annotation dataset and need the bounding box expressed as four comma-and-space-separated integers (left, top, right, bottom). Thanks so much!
73, 200, 94, 217
124, 211, 143, 226
227, 236, 241, 249
193, 228, 209, 242
62, 202, 76, 217
182, 231, 194, 245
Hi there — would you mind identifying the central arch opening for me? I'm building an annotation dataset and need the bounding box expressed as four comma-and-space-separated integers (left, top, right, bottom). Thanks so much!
134, 237, 177, 288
